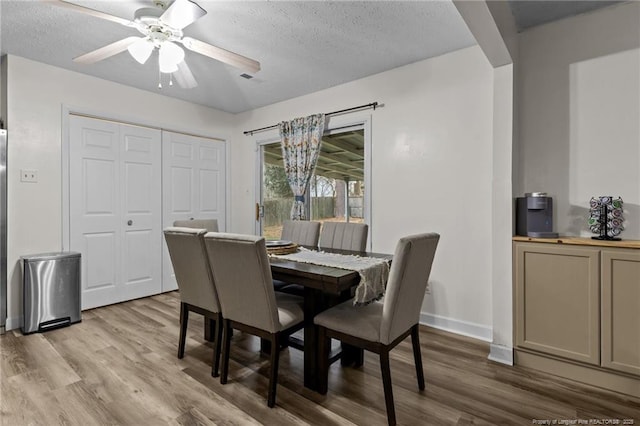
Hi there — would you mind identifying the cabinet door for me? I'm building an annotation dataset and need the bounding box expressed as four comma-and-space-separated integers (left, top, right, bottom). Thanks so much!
602, 249, 640, 376
515, 243, 600, 365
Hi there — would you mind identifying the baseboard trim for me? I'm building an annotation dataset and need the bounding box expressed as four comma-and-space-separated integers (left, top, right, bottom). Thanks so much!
6, 316, 22, 332
515, 349, 639, 397
420, 312, 492, 342
489, 343, 514, 365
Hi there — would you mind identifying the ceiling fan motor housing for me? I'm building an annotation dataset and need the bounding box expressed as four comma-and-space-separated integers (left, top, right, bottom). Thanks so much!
134, 7, 183, 44
153, 0, 169, 9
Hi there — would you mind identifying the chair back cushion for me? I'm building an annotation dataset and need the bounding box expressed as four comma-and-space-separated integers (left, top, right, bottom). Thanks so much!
319, 222, 368, 252
203, 233, 281, 333
281, 220, 321, 247
163, 227, 220, 312
173, 219, 219, 232
380, 233, 439, 345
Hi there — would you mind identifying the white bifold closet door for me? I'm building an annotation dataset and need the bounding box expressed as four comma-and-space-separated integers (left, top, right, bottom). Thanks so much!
69, 115, 162, 310
162, 131, 226, 291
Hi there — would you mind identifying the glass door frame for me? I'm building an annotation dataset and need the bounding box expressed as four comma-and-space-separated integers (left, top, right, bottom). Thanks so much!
254, 114, 372, 249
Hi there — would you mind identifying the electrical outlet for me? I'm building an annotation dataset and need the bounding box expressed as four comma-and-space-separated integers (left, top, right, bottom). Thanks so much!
425, 284, 431, 295
21, 169, 38, 183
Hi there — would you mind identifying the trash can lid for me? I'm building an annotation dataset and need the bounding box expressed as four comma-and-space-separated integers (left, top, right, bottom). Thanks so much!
21, 252, 81, 261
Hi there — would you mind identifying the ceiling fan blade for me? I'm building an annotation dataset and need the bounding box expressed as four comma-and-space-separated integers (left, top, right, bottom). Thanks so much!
174, 61, 198, 89
181, 37, 261, 74
160, 0, 206, 30
74, 37, 141, 64
49, 0, 135, 27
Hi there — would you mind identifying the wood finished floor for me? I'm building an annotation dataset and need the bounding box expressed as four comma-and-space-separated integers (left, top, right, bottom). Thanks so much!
1, 291, 639, 425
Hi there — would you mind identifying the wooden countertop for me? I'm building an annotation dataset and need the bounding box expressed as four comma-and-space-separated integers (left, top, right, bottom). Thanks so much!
512, 236, 640, 249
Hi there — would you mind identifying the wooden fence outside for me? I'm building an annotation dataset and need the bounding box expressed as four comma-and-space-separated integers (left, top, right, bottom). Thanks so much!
264, 197, 363, 226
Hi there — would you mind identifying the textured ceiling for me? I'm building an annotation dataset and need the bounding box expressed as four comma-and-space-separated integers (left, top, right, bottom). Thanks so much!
0, 1, 477, 114
3, 1, 623, 114
507, 0, 627, 32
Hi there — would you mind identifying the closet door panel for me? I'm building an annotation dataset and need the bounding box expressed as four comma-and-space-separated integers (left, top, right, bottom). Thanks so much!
120, 125, 162, 302
162, 131, 226, 291
70, 116, 161, 309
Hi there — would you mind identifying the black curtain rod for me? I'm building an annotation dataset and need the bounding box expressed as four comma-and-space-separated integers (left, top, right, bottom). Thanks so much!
243, 101, 379, 136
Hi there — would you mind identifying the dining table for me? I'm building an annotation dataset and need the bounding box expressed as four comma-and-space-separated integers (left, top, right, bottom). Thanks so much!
268, 246, 393, 391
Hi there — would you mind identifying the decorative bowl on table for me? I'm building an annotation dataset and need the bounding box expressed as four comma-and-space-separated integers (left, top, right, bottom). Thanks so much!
265, 240, 299, 255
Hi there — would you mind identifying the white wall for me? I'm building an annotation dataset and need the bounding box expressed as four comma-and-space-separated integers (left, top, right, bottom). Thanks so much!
235, 46, 496, 339
4, 55, 235, 329
490, 63, 514, 363
517, 2, 640, 238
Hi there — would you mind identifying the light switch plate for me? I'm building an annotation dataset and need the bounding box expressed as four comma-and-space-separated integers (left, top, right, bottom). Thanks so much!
21, 169, 38, 183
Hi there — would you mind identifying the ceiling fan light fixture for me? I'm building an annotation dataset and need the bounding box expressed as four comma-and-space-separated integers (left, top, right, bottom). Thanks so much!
128, 38, 154, 64
159, 42, 185, 73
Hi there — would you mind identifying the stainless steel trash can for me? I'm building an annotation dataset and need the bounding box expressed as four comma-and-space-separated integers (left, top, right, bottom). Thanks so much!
22, 252, 81, 334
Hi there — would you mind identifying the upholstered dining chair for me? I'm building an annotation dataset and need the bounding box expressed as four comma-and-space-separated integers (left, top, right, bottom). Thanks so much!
278, 222, 369, 298
202, 232, 305, 408
173, 218, 219, 232
314, 233, 440, 426
280, 219, 321, 247
273, 220, 321, 292
319, 222, 369, 252
163, 227, 223, 378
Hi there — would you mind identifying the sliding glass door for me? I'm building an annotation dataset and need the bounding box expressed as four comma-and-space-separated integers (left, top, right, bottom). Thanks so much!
309, 129, 365, 226
259, 142, 293, 240
256, 127, 367, 241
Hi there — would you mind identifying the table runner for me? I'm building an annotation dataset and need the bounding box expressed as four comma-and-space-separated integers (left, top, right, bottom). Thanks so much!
270, 247, 390, 305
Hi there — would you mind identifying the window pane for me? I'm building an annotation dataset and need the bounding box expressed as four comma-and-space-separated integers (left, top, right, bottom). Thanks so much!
310, 129, 365, 225
262, 145, 292, 240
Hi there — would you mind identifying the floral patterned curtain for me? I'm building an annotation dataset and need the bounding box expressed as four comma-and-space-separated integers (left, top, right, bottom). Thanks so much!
279, 114, 325, 220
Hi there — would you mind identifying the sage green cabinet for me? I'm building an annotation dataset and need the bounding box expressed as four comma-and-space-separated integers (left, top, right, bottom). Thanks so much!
514, 243, 600, 365
513, 238, 640, 396
601, 249, 640, 376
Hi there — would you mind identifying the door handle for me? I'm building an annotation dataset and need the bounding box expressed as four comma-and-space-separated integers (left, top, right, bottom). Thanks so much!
256, 203, 260, 221
127, 220, 133, 226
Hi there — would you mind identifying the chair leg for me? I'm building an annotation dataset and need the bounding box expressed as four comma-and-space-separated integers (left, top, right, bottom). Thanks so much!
211, 313, 223, 378
380, 350, 396, 426
411, 324, 425, 390
220, 319, 232, 385
178, 302, 188, 359
267, 333, 280, 408
317, 326, 330, 395
204, 317, 215, 342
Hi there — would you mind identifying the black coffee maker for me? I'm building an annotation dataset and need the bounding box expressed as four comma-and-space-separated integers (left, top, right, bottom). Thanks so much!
516, 192, 559, 238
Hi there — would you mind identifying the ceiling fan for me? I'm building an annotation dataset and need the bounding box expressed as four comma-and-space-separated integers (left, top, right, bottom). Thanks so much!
52, 0, 261, 89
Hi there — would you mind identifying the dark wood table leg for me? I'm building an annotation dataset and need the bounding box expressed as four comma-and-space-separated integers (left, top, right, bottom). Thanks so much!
334, 289, 364, 367
204, 317, 215, 342
260, 338, 272, 354
206, 317, 231, 343
304, 287, 323, 390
